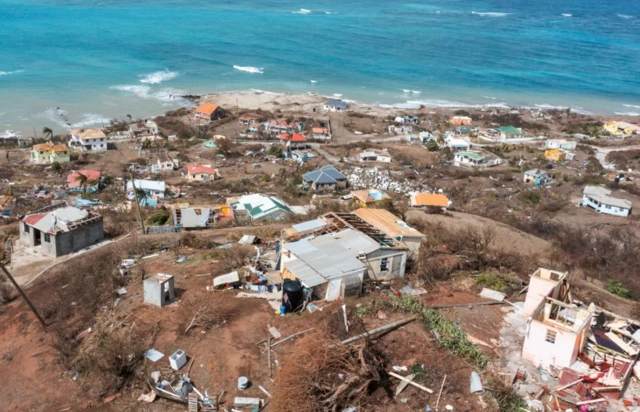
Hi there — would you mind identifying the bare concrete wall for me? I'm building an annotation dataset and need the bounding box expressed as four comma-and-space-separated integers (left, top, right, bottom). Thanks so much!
54, 220, 104, 256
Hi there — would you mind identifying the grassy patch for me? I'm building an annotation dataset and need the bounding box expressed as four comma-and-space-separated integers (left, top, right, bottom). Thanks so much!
372, 295, 489, 369
475, 273, 521, 294
518, 190, 541, 205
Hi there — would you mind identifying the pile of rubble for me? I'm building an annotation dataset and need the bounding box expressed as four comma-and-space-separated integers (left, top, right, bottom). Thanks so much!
347, 166, 432, 194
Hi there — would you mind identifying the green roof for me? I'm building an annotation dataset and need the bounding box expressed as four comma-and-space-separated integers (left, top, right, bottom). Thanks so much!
457, 151, 485, 160
498, 126, 522, 135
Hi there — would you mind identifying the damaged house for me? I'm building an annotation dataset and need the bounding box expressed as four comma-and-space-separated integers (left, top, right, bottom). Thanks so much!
521, 268, 640, 407
280, 211, 408, 301
20, 205, 104, 257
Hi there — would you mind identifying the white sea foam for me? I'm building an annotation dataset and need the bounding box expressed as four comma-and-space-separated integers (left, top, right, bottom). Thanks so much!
110, 84, 189, 105
561, 13, 572, 17
112, 84, 152, 99
40, 107, 72, 128
292, 8, 312, 14
412, 90, 421, 94
70, 113, 112, 128
381, 99, 511, 110
615, 112, 640, 116
325, 11, 337, 15
310, 80, 318, 83
402, 89, 411, 93
139, 69, 178, 84
482, 96, 498, 100
534, 103, 568, 110
250, 88, 278, 95
233, 65, 264, 74
0, 70, 23, 76
617, 14, 633, 19
529, 103, 591, 114
624, 104, 640, 109
472, 11, 510, 17
333, 93, 343, 98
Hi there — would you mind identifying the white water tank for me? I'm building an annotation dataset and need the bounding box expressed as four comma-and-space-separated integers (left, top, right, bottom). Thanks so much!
169, 349, 187, 371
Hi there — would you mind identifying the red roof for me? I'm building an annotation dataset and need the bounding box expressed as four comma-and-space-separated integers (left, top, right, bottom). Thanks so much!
22, 213, 47, 226
187, 164, 217, 175
281, 133, 307, 142
67, 170, 101, 188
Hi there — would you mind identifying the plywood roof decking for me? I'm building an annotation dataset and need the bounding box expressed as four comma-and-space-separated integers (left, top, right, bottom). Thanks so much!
353, 208, 425, 239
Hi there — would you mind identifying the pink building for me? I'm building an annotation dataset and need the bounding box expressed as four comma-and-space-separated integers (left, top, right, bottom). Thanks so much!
522, 268, 592, 369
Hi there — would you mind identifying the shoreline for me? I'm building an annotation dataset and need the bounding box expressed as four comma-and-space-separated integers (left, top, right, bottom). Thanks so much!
3, 89, 640, 138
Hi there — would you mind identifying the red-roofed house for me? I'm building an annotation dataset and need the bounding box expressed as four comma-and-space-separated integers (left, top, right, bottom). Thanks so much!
67, 170, 102, 192
185, 164, 219, 182
280, 133, 308, 150
20, 205, 104, 257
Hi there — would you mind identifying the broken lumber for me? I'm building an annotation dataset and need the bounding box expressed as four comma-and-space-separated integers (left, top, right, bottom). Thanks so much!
341, 316, 417, 345
270, 328, 314, 348
394, 373, 416, 397
576, 398, 606, 406
435, 374, 447, 411
389, 371, 434, 394
554, 379, 582, 392
258, 385, 272, 398
426, 301, 504, 309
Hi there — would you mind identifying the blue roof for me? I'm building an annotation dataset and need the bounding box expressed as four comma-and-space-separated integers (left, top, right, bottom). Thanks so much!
303, 165, 347, 184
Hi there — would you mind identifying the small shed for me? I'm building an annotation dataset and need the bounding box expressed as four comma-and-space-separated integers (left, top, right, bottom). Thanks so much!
144, 273, 175, 307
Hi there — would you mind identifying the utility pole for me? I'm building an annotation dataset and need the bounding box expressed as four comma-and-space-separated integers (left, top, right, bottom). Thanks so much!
129, 173, 146, 234
0, 262, 46, 329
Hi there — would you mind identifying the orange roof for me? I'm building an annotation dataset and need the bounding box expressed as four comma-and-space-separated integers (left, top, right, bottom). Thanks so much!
53, 144, 68, 152
412, 193, 449, 207
312, 127, 328, 134
187, 164, 217, 175
33, 142, 54, 151
195, 102, 220, 115
281, 133, 307, 142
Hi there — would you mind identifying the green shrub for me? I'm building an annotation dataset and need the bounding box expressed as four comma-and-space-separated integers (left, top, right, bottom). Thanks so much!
475, 273, 521, 293
519, 191, 541, 205
607, 280, 632, 299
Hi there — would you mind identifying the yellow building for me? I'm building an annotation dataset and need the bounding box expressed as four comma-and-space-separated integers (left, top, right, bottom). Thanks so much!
30, 142, 71, 164
545, 149, 565, 162
604, 121, 640, 136
350, 189, 389, 207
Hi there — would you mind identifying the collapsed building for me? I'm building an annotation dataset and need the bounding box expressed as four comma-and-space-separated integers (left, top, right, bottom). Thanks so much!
279, 209, 417, 301
521, 268, 640, 406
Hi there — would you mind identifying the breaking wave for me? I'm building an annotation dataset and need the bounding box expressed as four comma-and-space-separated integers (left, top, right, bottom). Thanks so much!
472, 11, 510, 17
562, 14, 572, 17
110, 84, 189, 105
139, 69, 178, 84
624, 104, 640, 109
70, 113, 112, 128
0, 70, 23, 76
380, 99, 511, 110
233, 65, 264, 74
617, 14, 633, 19
292, 8, 312, 14
615, 112, 640, 116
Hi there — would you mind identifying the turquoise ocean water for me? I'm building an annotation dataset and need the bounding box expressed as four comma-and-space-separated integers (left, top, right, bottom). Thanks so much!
1, 0, 640, 135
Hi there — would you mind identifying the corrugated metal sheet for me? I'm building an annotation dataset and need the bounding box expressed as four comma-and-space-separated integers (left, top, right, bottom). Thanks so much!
291, 219, 326, 234
213, 271, 240, 287
283, 229, 377, 287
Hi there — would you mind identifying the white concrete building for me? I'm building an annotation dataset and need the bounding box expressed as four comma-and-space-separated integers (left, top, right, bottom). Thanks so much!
358, 149, 392, 163
582, 186, 632, 217
545, 139, 577, 151
69, 128, 108, 152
